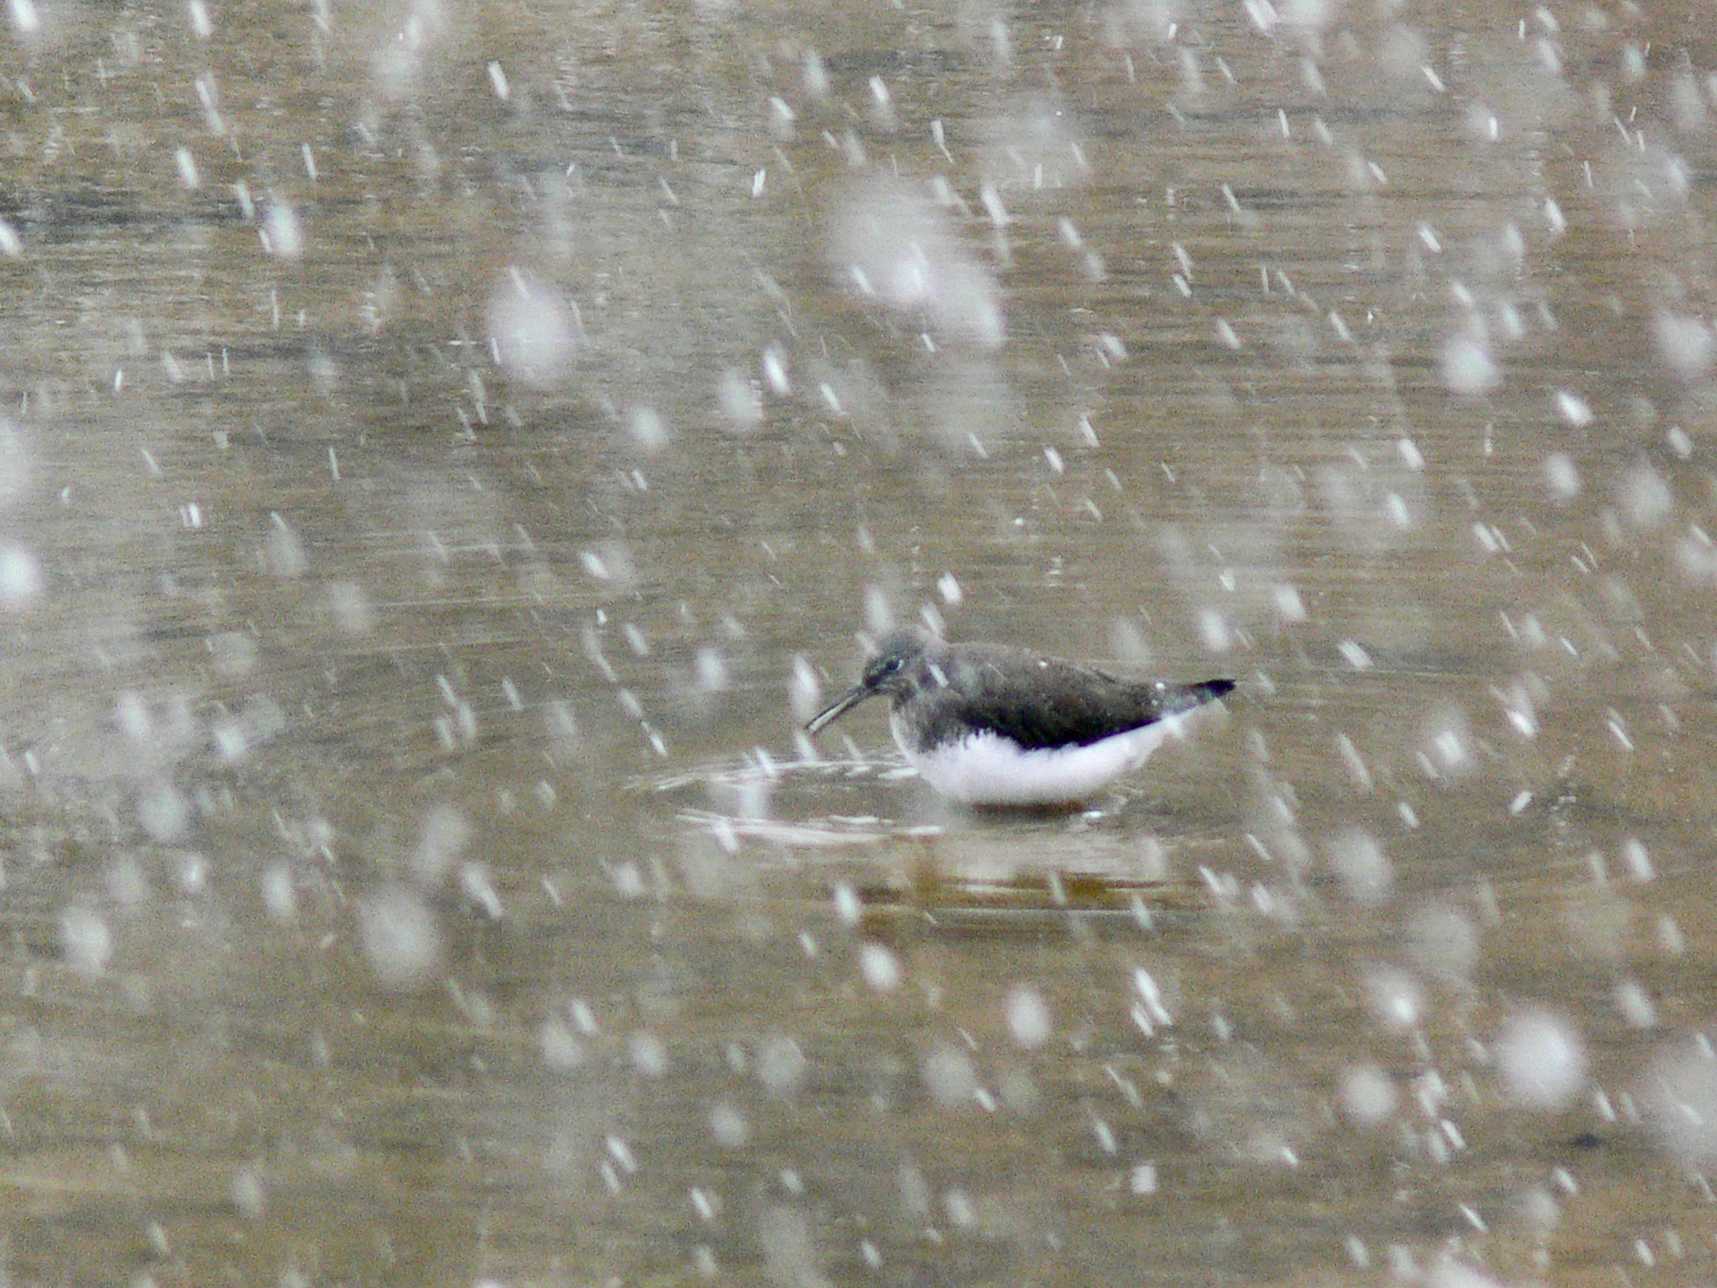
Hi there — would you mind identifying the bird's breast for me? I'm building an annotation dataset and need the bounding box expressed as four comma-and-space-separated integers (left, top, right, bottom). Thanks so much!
891, 715, 1181, 806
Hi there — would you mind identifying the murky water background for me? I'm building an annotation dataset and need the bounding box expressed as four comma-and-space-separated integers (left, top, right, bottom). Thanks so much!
3, 0, 1717, 1282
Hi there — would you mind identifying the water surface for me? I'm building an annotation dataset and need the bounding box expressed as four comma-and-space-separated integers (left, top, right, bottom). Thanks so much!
2, 0, 1716, 1282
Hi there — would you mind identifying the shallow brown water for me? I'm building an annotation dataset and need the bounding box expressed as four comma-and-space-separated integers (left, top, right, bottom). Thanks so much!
3, 0, 1717, 1283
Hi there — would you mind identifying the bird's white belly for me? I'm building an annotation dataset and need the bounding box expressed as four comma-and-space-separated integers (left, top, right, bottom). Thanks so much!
892, 712, 1192, 806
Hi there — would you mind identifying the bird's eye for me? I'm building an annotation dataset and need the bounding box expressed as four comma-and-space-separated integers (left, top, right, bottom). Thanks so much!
884, 656, 902, 673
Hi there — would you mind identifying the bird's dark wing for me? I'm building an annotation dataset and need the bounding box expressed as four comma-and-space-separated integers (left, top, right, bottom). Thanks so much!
912, 646, 1234, 751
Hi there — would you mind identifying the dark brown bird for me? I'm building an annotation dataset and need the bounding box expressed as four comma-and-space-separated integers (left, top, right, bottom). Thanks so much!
805, 626, 1233, 806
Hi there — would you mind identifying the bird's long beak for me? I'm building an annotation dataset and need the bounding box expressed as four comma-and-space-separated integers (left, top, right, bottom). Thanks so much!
804, 683, 873, 736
